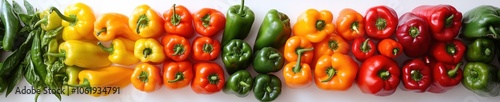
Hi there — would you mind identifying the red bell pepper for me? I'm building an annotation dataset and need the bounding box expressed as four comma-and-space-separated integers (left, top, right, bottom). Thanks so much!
411, 5, 462, 41
163, 4, 195, 38
357, 55, 400, 96
401, 59, 432, 92
395, 13, 432, 58
351, 37, 376, 61
364, 5, 398, 39
427, 62, 463, 93
430, 39, 465, 64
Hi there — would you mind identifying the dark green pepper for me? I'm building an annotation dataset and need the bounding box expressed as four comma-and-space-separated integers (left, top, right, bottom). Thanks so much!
466, 38, 496, 63
223, 70, 253, 97
1, 0, 21, 51
253, 74, 281, 102
462, 62, 500, 97
460, 5, 500, 40
253, 47, 284, 74
221, 0, 255, 46
254, 9, 291, 50
221, 39, 252, 74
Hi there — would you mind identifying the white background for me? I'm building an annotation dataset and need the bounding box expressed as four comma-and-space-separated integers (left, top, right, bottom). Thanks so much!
2, 0, 500, 102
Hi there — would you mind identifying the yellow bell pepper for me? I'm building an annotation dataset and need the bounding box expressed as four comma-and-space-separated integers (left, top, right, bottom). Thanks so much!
129, 4, 165, 38
94, 13, 142, 41
75, 66, 133, 97
293, 9, 335, 43
49, 2, 97, 41
98, 37, 140, 66
134, 38, 166, 64
48, 40, 111, 68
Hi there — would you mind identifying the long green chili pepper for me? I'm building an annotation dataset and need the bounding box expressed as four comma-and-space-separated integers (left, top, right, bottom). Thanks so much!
1, 0, 21, 51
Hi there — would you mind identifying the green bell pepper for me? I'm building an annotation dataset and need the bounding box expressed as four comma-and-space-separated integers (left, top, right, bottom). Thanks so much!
63, 66, 81, 96
222, 39, 252, 74
252, 47, 284, 74
253, 74, 281, 101
223, 70, 253, 97
221, 0, 255, 46
461, 5, 500, 40
462, 62, 500, 97
254, 9, 291, 50
466, 38, 496, 63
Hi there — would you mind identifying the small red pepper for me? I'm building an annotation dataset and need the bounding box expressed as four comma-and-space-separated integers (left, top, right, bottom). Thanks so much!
357, 55, 400, 96
163, 4, 195, 38
427, 62, 463, 93
395, 13, 432, 58
411, 5, 462, 41
430, 39, 465, 64
401, 59, 432, 93
351, 37, 376, 62
364, 5, 398, 39
377, 38, 403, 58
192, 8, 226, 37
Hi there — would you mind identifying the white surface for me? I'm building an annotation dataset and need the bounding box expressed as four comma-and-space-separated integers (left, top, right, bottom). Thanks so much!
2, 0, 500, 102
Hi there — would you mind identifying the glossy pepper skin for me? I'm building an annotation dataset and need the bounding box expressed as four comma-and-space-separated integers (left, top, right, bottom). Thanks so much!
252, 47, 284, 74
63, 66, 82, 96
221, 39, 252, 74
134, 38, 166, 64
48, 40, 111, 68
223, 70, 253, 97
39, 8, 62, 31
337, 8, 365, 41
357, 55, 400, 96
312, 34, 349, 69
255, 9, 291, 50
131, 63, 162, 92
253, 74, 282, 102
364, 5, 398, 39
129, 4, 165, 38
163, 4, 194, 38
292, 9, 334, 43
163, 61, 193, 89
192, 36, 221, 61
460, 5, 500, 40
411, 5, 462, 41
395, 13, 432, 58
352, 37, 376, 61
462, 62, 500, 96
191, 62, 225, 94
284, 36, 314, 64
401, 59, 432, 92
94, 13, 141, 42
1, 0, 21, 51
427, 62, 463, 93
314, 53, 358, 91
221, 0, 255, 46
378, 38, 403, 58
283, 44, 314, 88
98, 37, 140, 66
192, 8, 226, 37
466, 38, 496, 63
75, 66, 133, 97
161, 35, 191, 61
49, 3, 97, 41
430, 39, 465, 64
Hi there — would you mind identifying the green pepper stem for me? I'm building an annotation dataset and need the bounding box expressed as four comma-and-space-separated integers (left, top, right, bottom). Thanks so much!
203, 43, 213, 53
485, 48, 492, 56
139, 71, 149, 83
48, 7, 76, 22
265, 86, 272, 93
409, 26, 420, 38
328, 40, 338, 50
445, 15, 454, 27
316, 20, 326, 31
321, 67, 336, 82
65, 78, 91, 88
293, 48, 314, 73
167, 72, 184, 83
411, 70, 422, 81
361, 38, 371, 53
393, 48, 399, 56
352, 21, 360, 34
95, 28, 107, 36
239, 81, 250, 87
238, 0, 245, 15
173, 44, 185, 56
143, 48, 152, 58
446, 44, 457, 55
488, 26, 498, 39
170, 4, 180, 26
208, 74, 220, 84
97, 42, 114, 54
136, 14, 148, 34
34, 17, 48, 27
269, 53, 280, 59
375, 18, 387, 30
201, 14, 211, 27
378, 70, 390, 80
448, 62, 462, 77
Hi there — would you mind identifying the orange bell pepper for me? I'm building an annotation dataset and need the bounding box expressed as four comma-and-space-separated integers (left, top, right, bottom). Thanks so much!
192, 8, 226, 37
378, 38, 403, 58
192, 36, 221, 61
163, 4, 194, 38
161, 35, 191, 61
163, 60, 193, 89
94, 13, 141, 42
336, 8, 365, 41
129, 4, 165, 38
284, 36, 314, 64
314, 53, 358, 90
283, 62, 313, 88
292, 9, 335, 43
131, 63, 162, 92
312, 34, 349, 69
